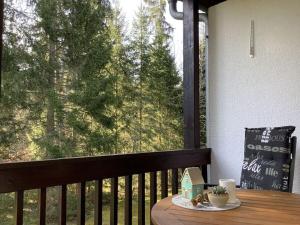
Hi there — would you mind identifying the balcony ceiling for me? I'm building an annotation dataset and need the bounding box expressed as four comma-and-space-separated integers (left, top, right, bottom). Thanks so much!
198, 0, 226, 8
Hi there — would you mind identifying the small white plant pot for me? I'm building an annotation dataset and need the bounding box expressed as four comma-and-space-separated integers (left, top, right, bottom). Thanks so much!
207, 193, 229, 208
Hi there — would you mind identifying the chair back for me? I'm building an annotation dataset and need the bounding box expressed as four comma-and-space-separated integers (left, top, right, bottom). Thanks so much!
289, 136, 297, 192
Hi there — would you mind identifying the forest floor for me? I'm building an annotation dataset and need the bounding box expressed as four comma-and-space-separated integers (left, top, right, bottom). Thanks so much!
1, 194, 153, 225
0, 179, 172, 225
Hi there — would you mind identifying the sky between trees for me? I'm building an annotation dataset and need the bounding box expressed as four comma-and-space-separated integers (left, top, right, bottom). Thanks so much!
119, 0, 184, 70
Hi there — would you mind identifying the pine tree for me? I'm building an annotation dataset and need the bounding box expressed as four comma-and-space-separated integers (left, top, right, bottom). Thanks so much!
1, 0, 116, 159
60, 0, 115, 156
106, 2, 134, 153
144, 0, 183, 150
0, 0, 37, 161
127, 0, 183, 152
129, 3, 153, 152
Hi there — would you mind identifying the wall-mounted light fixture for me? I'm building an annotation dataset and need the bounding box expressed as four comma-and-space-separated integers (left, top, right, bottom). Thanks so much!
250, 20, 255, 58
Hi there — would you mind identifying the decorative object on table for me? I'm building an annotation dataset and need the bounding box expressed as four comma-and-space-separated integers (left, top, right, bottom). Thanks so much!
207, 186, 229, 208
191, 193, 209, 206
219, 179, 238, 203
181, 167, 205, 200
240, 126, 296, 192
172, 195, 241, 211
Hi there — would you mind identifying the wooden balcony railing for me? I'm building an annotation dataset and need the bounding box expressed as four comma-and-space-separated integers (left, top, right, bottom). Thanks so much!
0, 148, 211, 225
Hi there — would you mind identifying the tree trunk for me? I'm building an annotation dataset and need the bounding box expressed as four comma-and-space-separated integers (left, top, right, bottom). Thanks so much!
46, 40, 56, 152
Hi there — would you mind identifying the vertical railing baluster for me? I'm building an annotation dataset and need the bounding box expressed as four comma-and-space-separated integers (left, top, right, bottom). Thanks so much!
78, 182, 86, 225
202, 165, 208, 183
59, 185, 67, 225
172, 169, 178, 195
39, 188, 46, 225
181, 168, 186, 174
161, 170, 168, 198
110, 177, 118, 225
124, 175, 132, 225
94, 180, 103, 225
138, 173, 145, 225
15, 190, 24, 225
150, 172, 157, 225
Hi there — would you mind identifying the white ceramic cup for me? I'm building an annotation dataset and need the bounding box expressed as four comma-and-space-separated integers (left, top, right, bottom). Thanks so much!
219, 179, 237, 203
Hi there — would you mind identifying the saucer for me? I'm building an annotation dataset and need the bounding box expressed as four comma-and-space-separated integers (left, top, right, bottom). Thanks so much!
228, 198, 241, 204
172, 195, 241, 211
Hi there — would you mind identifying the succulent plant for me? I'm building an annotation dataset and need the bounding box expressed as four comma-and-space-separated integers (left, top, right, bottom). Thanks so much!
211, 186, 227, 195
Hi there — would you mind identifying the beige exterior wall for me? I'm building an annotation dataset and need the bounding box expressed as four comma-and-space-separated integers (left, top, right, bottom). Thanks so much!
207, 0, 300, 193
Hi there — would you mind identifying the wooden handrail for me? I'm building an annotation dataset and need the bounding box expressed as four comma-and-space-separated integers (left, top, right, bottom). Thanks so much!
0, 149, 211, 225
0, 148, 211, 193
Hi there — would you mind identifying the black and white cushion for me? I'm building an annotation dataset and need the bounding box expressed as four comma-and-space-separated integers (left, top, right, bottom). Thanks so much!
240, 126, 295, 192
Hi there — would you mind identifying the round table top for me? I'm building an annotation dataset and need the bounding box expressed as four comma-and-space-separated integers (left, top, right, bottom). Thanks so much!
151, 189, 300, 225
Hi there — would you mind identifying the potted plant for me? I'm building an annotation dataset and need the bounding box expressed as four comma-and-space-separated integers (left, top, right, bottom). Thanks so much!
208, 186, 229, 207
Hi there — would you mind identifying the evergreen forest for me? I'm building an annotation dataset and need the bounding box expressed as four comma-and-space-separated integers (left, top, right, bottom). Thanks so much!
0, 0, 206, 224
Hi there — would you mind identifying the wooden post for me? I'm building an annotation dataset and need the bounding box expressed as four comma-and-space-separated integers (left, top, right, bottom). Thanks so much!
183, 0, 200, 149
183, 0, 208, 181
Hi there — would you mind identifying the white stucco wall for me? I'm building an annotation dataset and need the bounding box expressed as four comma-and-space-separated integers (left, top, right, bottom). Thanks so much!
207, 0, 300, 193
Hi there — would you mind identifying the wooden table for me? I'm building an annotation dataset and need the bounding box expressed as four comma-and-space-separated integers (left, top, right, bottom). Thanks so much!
151, 189, 300, 225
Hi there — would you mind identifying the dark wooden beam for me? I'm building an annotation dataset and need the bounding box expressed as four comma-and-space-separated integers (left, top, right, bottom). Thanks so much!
198, 0, 226, 8
183, 0, 200, 149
